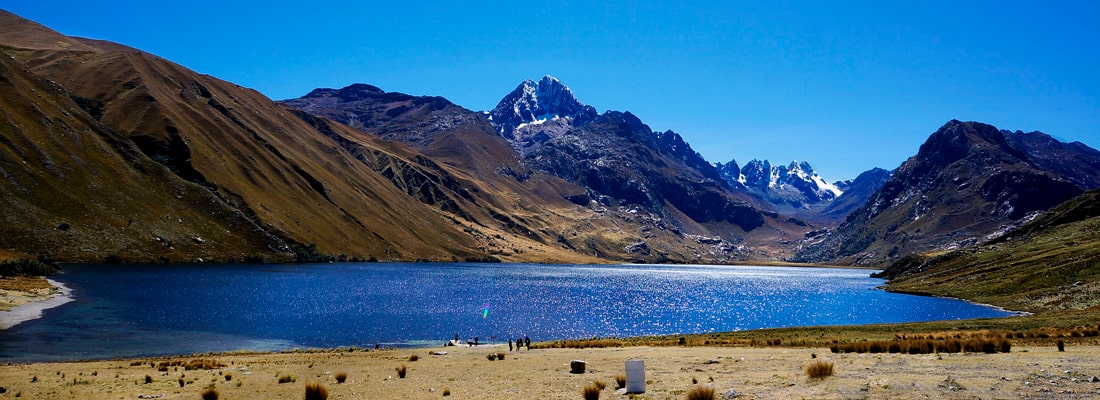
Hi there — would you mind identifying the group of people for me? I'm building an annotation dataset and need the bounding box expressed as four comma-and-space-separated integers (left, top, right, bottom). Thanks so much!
508, 335, 530, 351
450, 333, 531, 350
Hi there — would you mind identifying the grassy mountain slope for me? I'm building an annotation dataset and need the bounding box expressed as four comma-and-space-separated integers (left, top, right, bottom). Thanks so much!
0, 10, 608, 263
793, 120, 1087, 267
880, 189, 1100, 313
4, 10, 784, 264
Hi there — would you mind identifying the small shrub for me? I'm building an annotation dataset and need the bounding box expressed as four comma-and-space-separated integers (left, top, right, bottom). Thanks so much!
395, 365, 407, 379
615, 374, 626, 389
408, 354, 420, 362
443, 388, 451, 396
178, 378, 185, 387
593, 380, 607, 390
1057, 339, 1065, 352
805, 360, 834, 379
582, 383, 601, 400
304, 382, 329, 400
224, 372, 232, 381
486, 354, 497, 361
201, 388, 219, 400
334, 372, 347, 384
278, 373, 296, 384
496, 352, 506, 360
685, 386, 716, 400
144, 375, 153, 384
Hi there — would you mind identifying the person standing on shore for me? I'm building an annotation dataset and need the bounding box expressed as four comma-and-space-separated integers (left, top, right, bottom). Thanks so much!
508, 339, 513, 351
525, 335, 530, 350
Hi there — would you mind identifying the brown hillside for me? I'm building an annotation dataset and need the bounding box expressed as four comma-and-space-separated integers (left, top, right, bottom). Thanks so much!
1, 10, 579, 262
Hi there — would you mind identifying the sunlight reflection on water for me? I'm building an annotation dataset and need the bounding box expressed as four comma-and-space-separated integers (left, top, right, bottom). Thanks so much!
0, 262, 1015, 362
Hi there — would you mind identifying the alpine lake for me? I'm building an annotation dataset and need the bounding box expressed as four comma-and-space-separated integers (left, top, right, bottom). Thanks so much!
0, 263, 1015, 362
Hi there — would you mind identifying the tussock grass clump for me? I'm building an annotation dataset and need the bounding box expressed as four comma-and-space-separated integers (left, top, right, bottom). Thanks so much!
1057, 339, 1065, 352
830, 336, 1011, 355
395, 365, 407, 379
185, 359, 225, 370
334, 372, 347, 384
408, 354, 420, 362
539, 338, 625, 349
278, 373, 296, 384
305, 382, 329, 400
178, 377, 185, 387
144, 375, 153, 384
486, 354, 497, 361
201, 388, 219, 400
805, 360, 834, 379
224, 372, 232, 381
582, 383, 601, 400
615, 374, 627, 389
685, 385, 716, 400
443, 388, 451, 396
592, 380, 607, 390
496, 352, 506, 360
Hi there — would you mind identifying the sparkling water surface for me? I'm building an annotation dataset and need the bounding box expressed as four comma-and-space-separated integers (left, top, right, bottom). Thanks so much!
0, 263, 1015, 362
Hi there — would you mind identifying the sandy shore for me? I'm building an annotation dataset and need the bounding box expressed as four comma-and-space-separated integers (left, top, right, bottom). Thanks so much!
1, 344, 1097, 399
0, 278, 73, 330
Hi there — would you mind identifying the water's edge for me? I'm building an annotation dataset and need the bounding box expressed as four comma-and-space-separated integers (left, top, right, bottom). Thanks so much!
0, 279, 74, 330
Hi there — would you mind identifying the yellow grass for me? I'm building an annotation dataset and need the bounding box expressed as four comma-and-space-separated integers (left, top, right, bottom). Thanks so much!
3, 344, 1099, 399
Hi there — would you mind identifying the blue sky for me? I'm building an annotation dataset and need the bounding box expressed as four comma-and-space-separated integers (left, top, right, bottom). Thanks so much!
4, 1, 1098, 181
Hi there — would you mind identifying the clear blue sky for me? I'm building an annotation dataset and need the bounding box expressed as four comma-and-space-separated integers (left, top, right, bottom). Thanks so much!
4, 1, 1098, 181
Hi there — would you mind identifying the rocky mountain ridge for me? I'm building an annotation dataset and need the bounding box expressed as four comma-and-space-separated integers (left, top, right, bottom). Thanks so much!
793, 120, 1100, 266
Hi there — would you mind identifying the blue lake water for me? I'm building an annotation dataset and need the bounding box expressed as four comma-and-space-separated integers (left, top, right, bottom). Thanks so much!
0, 263, 1015, 362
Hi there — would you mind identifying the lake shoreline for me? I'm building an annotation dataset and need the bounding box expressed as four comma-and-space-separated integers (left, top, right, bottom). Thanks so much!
0, 277, 73, 330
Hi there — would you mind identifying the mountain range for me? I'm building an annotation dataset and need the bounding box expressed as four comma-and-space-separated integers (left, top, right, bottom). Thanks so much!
793, 120, 1100, 266
2, 9, 1100, 268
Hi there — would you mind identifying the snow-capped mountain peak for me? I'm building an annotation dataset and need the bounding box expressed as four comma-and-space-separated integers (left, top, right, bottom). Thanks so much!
488, 75, 598, 139
716, 159, 846, 210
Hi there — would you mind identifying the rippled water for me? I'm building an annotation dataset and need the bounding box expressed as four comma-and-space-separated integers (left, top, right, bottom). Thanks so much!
0, 263, 1014, 362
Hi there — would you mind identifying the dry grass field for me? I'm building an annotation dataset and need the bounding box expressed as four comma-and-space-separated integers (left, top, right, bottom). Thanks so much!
2, 343, 1099, 399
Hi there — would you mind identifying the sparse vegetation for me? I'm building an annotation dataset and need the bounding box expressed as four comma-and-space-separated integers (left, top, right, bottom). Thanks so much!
201, 388, 219, 400
582, 383, 601, 400
443, 388, 451, 396
615, 374, 626, 389
592, 380, 606, 390
486, 354, 497, 361
805, 360, 834, 379
144, 375, 153, 384
496, 352, 506, 360
278, 373, 296, 384
304, 382, 329, 400
395, 365, 407, 379
408, 354, 420, 362
685, 386, 716, 400
334, 372, 347, 384
0, 258, 60, 277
